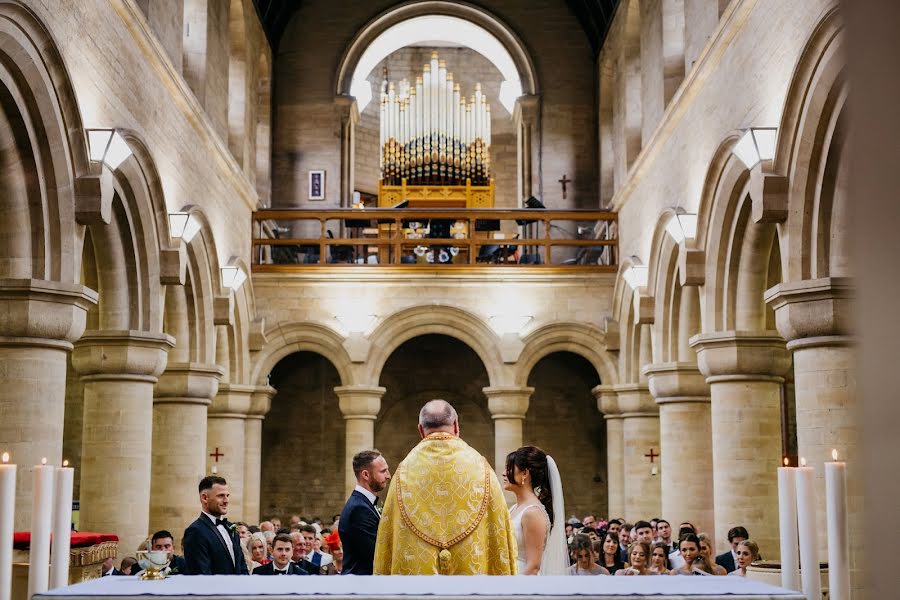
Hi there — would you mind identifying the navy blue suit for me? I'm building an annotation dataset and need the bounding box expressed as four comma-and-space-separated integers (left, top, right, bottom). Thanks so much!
338, 490, 380, 575
183, 514, 249, 575
715, 550, 736, 573
252, 562, 310, 575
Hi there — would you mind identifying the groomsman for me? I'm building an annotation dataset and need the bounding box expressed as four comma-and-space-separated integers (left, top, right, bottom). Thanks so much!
338, 450, 391, 574
252, 534, 309, 575
183, 476, 249, 575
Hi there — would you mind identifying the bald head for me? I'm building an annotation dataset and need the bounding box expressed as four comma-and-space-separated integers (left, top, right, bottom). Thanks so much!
418, 400, 459, 437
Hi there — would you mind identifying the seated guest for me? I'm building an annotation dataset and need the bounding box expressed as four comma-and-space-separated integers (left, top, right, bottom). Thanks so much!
244, 532, 270, 571
248, 525, 261, 534
300, 524, 333, 571
691, 554, 715, 575
669, 533, 702, 575
650, 519, 659, 542
616, 541, 653, 576
567, 535, 608, 575
599, 531, 624, 575
648, 542, 670, 575
119, 556, 139, 576
252, 534, 309, 575
147, 530, 188, 575
289, 515, 303, 528
656, 519, 675, 553
101, 557, 119, 577
263, 530, 276, 559
632, 521, 654, 544
698, 533, 728, 575
716, 526, 749, 573
271, 517, 282, 530
728, 540, 760, 577
236, 522, 250, 542
324, 531, 343, 574
259, 521, 275, 534
289, 531, 320, 575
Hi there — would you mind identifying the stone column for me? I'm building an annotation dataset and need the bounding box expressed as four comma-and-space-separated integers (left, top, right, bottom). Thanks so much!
513, 95, 540, 203
207, 383, 254, 521
483, 387, 533, 477
766, 278, 860, 591
614, 384, 661, 522
690, 331, 790, 558
0, 280, 96, 528
335, 385, 385, 496
150, 363, 224, 544
644, 363, 714, 536
244, 385, 275, 525
594, 385, 624, 519
73, 330, 174, 556
336, 96, 359, 208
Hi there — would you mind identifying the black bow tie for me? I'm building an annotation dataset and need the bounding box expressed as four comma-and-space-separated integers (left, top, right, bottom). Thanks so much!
215, 518, 229, 527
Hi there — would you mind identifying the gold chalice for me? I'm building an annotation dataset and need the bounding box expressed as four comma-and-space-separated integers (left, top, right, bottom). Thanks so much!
136, 550, 170, 580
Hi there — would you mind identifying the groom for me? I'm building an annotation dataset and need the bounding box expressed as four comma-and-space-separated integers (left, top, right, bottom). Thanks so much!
183, 475, 249, 575
373, 400, 517, 575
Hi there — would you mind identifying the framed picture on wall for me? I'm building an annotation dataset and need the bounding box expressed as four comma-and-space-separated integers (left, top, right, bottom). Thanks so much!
309, 170, 325, 200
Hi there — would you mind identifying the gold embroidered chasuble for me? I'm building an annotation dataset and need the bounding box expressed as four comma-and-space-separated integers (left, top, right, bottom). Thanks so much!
373, 433, 517, 575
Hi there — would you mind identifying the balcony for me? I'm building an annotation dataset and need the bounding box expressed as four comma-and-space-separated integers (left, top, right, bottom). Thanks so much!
252, 208, 618, 273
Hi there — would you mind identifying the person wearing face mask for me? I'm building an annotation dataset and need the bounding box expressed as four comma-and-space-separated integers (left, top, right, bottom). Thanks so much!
728, 540, 760, 577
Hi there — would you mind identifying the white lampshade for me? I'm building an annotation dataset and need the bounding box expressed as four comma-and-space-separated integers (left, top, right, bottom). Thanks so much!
87, 128, 133, 170
221, 265, 247, 290
488, 315, 532, 335
335, 313, 378, 334
623, 261, 648, 290
664, 212, 698, 243
169, 212, 201, 242
732, 127, 778, 169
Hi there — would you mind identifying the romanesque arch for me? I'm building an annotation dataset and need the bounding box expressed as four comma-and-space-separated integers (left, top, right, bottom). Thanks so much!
251, 322, 355, 388
364, 305, 505, 386
513, 322, 617, 387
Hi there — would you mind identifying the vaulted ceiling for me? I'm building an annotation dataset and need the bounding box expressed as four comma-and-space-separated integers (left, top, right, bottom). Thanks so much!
252, 0, 620, 59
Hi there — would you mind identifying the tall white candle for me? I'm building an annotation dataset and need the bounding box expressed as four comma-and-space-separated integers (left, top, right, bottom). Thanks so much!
49, 461, 73, 589
28, 459, 54, 598
777, 459, 800, 591
825, 449, 849, 600
795, 458, 821, 600
0, 453, 16, 600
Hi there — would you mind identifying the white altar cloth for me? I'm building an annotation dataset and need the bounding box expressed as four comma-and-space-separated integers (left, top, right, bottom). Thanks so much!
36, 575, 803, 600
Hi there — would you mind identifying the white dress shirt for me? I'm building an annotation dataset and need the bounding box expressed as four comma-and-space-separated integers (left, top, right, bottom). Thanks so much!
354, 485, 377, 506
202, 511, 236, 566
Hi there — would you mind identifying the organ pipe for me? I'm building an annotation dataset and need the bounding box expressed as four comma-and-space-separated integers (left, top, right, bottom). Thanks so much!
379, 51, 492, 186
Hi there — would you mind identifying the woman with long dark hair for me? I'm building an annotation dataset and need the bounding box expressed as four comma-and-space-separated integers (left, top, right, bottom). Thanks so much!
503, 446, 567, 575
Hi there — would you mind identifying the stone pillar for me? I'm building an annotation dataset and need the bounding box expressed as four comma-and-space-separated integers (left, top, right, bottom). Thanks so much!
336, 96, 359, 208
150, 363, 224, 544
483, 387, 532, 476
644, 363, 714, 537
594, 385, 624, 519
0, 280, 96, 528
73, 330, 174, 556
691, 331, 790, 558
335, 385, 385, 496
766, 278, 860, 591
244, 385, 275, 525
614, 384, 661, 522
513, 95, 540, 203
207, 383, 254, 521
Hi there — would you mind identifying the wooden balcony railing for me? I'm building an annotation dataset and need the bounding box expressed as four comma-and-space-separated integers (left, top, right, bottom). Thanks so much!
251, 209, 618, 272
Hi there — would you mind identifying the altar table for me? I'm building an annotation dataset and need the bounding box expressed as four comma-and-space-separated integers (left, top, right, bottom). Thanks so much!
36, 574, 803, 600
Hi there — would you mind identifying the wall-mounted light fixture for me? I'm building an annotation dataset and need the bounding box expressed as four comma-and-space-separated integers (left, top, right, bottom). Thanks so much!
221, 259, 247, 291
664, 210, 698, 243
488, 315, 533, 336
732, 127, 777, 169
168, 207, 202, 242
622, 257, 648, 290
87, 129, 133, 170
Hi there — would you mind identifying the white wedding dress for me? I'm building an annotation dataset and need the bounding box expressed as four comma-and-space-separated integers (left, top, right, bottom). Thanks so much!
508, 456, 569, 575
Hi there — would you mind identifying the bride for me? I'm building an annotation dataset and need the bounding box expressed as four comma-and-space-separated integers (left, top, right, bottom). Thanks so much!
504, 446, 568, 575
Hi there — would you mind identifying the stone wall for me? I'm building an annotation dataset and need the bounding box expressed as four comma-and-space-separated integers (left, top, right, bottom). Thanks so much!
262, 352, 346, 521
525, 352, 607, 518
273, 0, 597, 209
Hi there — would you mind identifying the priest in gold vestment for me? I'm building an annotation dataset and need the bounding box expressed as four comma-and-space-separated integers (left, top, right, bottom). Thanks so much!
374, 400, 517, 575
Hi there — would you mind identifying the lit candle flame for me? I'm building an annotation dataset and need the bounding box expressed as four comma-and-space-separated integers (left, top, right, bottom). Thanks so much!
783, 457, 789, 466
800, 457, 807, 467
2, 452, 8, 464
831, 448, 838, 461
41, 457, 47, 465
63, 460, 69, 467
